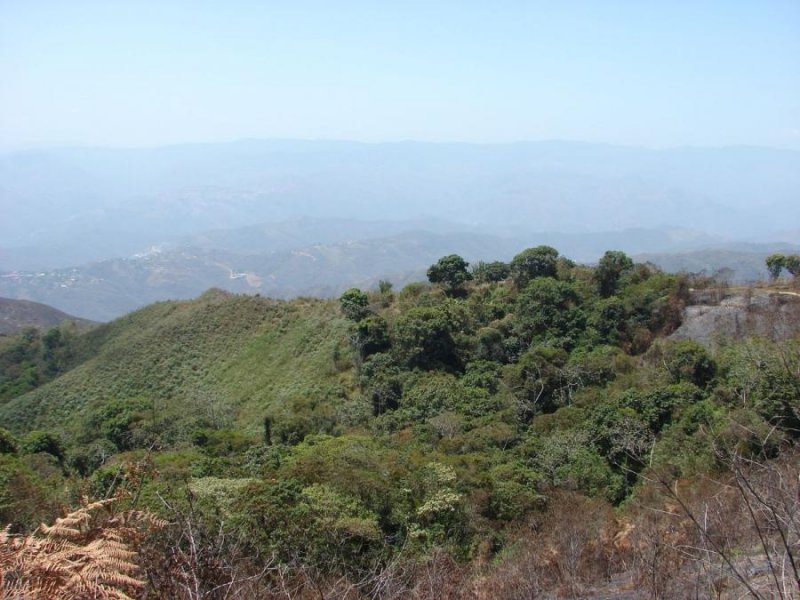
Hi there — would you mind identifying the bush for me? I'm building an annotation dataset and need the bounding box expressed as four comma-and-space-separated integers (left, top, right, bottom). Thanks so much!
20, 431, 65, 462
659, 340, 716, 387
0, 428, 18, 455
339, 288, 370, 321
0, 454, 61, 528
485, 462, 544, 520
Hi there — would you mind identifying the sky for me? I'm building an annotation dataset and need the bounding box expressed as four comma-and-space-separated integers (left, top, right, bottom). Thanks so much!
1, 0, 799, 150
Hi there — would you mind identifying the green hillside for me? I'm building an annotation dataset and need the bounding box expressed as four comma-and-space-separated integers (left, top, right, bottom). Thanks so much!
0, 289, 355, 441
1, 248, 799, 598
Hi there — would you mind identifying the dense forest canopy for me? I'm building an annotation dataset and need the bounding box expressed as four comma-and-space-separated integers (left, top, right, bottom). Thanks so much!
1, 247, 799, 598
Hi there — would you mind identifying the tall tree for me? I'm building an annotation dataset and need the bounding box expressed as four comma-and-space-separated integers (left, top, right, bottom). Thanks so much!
339, 288, 370, 321
765, 254, 786, 280
595, 250, 634, 297
510, 246, 559, 287
427, 255, 473, 291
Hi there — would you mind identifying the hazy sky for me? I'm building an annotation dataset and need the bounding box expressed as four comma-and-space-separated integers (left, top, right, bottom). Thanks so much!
1, 1, 799, 149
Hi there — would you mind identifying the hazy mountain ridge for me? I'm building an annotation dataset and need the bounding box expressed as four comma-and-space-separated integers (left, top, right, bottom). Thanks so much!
3, 138, 796, 320
0, 223, 747, 321
635, 242, 800, 281
0, 231, 519, 320
2, 140, 798, 269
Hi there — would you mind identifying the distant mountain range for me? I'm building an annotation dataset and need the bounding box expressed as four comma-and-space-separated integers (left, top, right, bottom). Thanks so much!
0, 229, 520, 320
0, 218, 795, 321
2, 139, 797, 320
2, 140, 798, 270
635, 243, 800, 282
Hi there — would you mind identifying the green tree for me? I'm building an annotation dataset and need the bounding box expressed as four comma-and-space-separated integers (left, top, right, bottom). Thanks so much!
86, 397, 155, 450
338, 288, 370, 321
616, 383, 702, 434
0, 428, 18, 455
525, 430, 625, 502
472, 260, 510, 283
231, 479, 318, 562
586, 402, 653, 476
504, 346, 570, 419
785, 254, 800, 277
765, 253, 786, 280
392, 306, 462, 371
660, 339, 716, 388
377, 280, 394, 306
20, 431, 65, 462
427, 254, 473, 291
0, 454, 61, 528
588, 297, 627, 344
407, 462, 470, 550
510, 246, 559, 287
485, 462, 544, 521
514, 277, 585, 348
595, 250, 634, 297
359, 353, 403, 416
400, 371, 495, 421
352, 314, 391, 358
378, 280, 393, 295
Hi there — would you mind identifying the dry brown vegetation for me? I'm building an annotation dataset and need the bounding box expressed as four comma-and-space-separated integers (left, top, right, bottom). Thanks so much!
0, 497, 164, 599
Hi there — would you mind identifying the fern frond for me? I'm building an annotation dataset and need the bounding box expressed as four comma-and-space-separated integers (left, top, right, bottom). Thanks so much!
2, 496, 163, 599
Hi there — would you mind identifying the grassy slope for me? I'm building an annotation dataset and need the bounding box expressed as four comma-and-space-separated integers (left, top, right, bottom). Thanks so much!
0, 297, 94, 335
0, 290, 356, 437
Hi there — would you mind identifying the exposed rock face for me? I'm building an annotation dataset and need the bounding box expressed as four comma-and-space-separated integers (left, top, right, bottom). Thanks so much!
670, 290, 800, 348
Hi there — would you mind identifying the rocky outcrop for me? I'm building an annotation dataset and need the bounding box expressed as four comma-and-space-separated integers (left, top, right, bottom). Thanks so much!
670, 290, 800, 348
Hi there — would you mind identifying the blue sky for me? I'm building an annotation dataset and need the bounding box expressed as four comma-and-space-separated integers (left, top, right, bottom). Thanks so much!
1, 0, 798, 149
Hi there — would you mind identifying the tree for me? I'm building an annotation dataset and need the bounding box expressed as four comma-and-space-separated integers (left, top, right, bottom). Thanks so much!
87, 397, 154, 451
785, 254, 800, 277
504, 346, 570, 418
514, 277, 585, 349
427, 254, 473, 290
392, 306, 462, 371
359, 353, 403, 416
595, 250, 634, 297
472, 260, 510, 283
20, 431, 65, 462
766, 254, 786, 280
377, 280, 394, 306
589, 297, 626, 344
352, 314, 391, 358
0, 428, 17, 455
510, 246, 559, 287
660, 340, 716, 388
339, 288, 370, 321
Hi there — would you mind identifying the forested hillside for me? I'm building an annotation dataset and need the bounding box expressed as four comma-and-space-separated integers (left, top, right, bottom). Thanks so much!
1, 246, 799, 599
